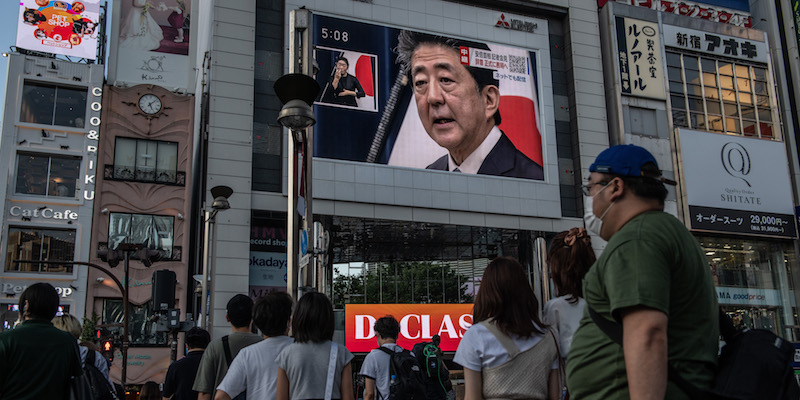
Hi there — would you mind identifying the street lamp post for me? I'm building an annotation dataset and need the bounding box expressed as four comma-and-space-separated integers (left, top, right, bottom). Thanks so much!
275, 73, 319, 301
199, 185, 233, 331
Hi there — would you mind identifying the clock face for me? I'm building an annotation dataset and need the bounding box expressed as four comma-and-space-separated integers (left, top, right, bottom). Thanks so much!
138, 94, 162, 115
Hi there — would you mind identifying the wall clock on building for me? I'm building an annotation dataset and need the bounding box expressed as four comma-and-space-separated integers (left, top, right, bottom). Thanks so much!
138, 94, 163, 115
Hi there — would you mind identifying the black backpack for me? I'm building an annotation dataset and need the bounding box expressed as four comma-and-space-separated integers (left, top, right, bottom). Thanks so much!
589, 306, 800, 400
377, 346, 428, 400
83, 349, 118, 400
411, 338, 452, 400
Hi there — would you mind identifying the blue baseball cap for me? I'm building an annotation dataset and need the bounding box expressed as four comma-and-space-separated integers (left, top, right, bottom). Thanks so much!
589, 144, 659, 177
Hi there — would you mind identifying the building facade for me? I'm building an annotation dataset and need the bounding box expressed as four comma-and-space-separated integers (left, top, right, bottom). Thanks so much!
194, 0, 609, 341
0, 54, 104, 331
598, 0, 800, 339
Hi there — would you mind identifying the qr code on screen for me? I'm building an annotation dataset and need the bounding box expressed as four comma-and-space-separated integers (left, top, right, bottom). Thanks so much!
508, 55, 526, 74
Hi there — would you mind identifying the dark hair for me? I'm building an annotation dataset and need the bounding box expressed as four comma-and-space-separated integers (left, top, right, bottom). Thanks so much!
19, 283, 60, 321
292, 292, 334, 344
185, 327, 211, 349
139, 381, 161, 400
395, 30, 501, 125
610, 163, 668, 204
336, 56, 349, 67
226, 294, 254, 328
253, 291, 293, 337
374, 316, 400, 340
473, 257, 545, 337
547, 228, 596, 304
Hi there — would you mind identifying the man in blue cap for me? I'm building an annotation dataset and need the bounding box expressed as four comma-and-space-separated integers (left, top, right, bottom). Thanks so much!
567, 144, 719, 400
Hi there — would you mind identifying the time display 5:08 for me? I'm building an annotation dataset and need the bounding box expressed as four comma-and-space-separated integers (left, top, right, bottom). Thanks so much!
320, 27, 349, 42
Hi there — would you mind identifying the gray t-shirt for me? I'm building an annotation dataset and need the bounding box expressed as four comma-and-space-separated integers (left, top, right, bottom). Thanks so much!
359, 343, 404, 400
276, 341, 354, 399
192, 332, 262, 393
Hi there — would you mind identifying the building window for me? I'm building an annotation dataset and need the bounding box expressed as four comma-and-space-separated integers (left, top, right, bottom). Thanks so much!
667, 51, 775, 139
113, 138, 178, 183
19, 81, 87, 128
5, 227, 76, 273
103, 299, 168, 346
109, 213, 173, 258
15, 153, 81, 197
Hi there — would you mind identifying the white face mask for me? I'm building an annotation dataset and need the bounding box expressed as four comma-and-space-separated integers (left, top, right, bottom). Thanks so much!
583, 183, 614, 237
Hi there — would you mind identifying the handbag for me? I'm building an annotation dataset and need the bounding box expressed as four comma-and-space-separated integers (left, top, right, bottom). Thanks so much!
70, 344, 92, 400
550, 329, 568, 400
480, 320, 558, 400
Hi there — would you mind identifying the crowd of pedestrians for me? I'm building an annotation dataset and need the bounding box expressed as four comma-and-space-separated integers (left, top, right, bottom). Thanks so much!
0, 144, 723, 399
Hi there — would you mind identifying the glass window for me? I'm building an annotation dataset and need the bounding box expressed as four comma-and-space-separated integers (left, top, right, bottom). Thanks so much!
113, 138, 179, 184
736, 78, 751, 93
668, 52, 776, 139
700, 58, 716, 72
726, 117, 741, 133
688, 97, 704, 112
673, 110, 688, 127
103, 300, 167, 346
706, 101, 721, 115
690, 112, 705, 129
19, 82, 86, 128
720, 75, 734, 90
667, 66, 683, 82
15, 153, 81, 198
666, 52, 682, 67
5, 227, 75, 273
670, 94, 686, 110
702, 73, 717, 87
708, 115, 724, 132
108, 213, 173, 258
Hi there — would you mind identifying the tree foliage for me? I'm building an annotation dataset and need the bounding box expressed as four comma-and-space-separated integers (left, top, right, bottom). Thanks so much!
332, 262, 474, 308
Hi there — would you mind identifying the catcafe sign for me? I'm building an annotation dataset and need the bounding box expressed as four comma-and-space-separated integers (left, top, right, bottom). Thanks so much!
345, 304, 473, 352
9, 205, 78, 220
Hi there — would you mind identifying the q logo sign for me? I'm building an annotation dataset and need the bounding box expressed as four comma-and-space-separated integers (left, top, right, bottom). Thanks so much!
720, 142, 751, 187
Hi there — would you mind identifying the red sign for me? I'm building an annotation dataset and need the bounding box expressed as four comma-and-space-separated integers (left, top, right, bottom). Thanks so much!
344, 304, 474, 353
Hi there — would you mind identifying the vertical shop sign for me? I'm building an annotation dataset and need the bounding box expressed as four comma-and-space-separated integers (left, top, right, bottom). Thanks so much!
616, 17, 666, 100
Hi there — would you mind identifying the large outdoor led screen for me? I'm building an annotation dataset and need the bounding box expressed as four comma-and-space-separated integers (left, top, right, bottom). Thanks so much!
313, 15, 545, 181
17, 0, 101, 60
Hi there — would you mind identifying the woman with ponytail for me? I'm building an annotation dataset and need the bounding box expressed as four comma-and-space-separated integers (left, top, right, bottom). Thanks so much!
542, 228, 596, 358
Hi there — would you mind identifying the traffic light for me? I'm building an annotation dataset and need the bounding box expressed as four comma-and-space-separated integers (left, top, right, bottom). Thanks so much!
97, 248, 120, 268
101, 339, 114, 363
136, 247, 162, 267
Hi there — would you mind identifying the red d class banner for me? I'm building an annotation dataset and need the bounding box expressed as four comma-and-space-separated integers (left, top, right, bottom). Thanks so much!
344, 304, 473, 353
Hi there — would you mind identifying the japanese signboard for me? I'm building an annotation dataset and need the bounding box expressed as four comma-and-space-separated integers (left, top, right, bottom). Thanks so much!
615, 17, 666, 100
663, 25, 768, 63
345, 304, 473, 352
607, 0, 752, 27
679, 128, 797, 238
17, 0, 101, 60
312, 14, 547, 180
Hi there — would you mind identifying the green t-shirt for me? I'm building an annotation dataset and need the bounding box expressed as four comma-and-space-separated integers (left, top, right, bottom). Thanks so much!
0, 319, 82, 400
566, 211, 719, 400
192, 331, 262, 393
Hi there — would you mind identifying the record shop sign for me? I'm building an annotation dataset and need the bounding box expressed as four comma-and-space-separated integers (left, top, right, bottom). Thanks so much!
679, 128, 797, 238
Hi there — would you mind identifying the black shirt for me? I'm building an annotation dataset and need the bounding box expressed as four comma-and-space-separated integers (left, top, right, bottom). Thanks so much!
163, 349, 205, 400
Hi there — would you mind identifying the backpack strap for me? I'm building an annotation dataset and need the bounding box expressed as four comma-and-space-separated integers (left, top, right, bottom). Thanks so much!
324, 342, 339, 400
587, 306, 709, 400
479, 320, 520, 359
222, 335, 233, 366
85, 348, 95, 368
